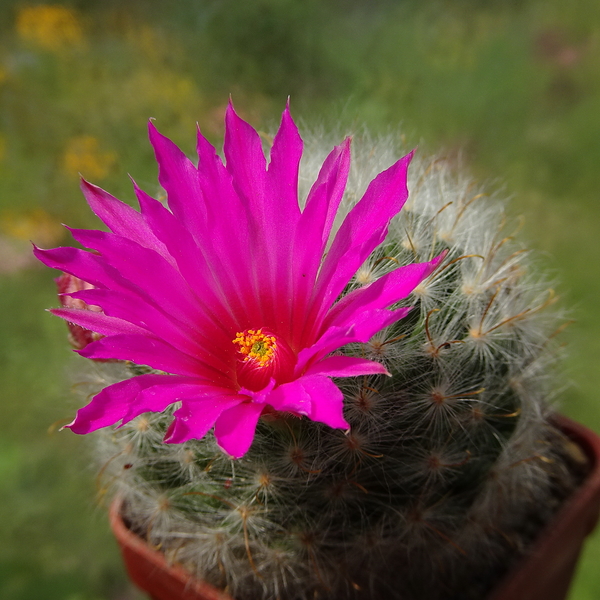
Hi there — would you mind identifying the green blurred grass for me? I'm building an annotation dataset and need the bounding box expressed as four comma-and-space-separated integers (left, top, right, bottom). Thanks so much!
1, 1, 599, 598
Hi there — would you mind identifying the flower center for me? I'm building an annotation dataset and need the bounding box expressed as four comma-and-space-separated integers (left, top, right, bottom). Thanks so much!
233, 329, 277, 367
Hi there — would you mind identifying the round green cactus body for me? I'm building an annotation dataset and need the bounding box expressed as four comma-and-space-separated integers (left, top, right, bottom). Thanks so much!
91, 132, 577, 600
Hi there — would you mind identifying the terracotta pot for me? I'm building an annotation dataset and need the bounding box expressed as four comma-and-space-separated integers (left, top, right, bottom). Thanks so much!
109, 500, 231, 600
110, 414, 600, 600
488, 414, 600, 600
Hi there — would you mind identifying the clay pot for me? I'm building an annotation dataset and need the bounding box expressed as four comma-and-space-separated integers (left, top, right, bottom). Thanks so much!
110, 414, 600, 600
488, 414, 600, 600
110, 500, 231, 600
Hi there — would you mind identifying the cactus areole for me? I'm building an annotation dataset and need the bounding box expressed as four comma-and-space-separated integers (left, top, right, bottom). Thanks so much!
40, 103, 596, 600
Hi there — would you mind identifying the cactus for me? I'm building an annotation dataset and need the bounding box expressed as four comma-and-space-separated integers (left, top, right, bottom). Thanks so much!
50, 113, 580, 600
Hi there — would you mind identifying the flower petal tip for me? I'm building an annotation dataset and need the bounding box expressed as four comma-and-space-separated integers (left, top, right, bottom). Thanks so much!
226, 96, 236, 114
163, 421, 177, 444
147, 119, 161, 140
430, 249, 448, 272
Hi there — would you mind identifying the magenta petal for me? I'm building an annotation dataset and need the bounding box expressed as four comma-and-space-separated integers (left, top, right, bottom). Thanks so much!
65, 374, 190, 434
165, 394, 243, 444
265, 379, 312, 415
295, 324, 358, 375
81, 179, 168, 257
135, 186, 253, 338
64, 288, 214, 362
223, 104, 286, 312
66, 228, 214, 333
213, 401, 265, 458
302, 138, 352, 250
38, 245, 190, 336
50, 307, 149, 337
148, 121, 207, 243
135, 163, 262, 330
268, 375, 348, 429
326, 253, 445, 329
296, 307, 412, 375
313, 151, 414, 314
351, 307, 413, 341
78, 334, 217, 380
224, 101, 267, 210
289, 139, 351, 344
301, 375, 349, 429
133, 182, 243, 330
305, 355, 389, 378
195, 126, 254, 260
121, 381, 219, 425
267, 103, 303, 228
33, 245, 123, 290
252, 104, 304, 318
36, 244, 162, 314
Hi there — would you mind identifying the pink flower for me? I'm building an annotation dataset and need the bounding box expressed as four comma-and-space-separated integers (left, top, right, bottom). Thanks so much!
35, 102, 443, 458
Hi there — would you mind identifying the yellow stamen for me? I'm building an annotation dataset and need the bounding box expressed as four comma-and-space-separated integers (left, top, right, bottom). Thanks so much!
232, 329, 277, 367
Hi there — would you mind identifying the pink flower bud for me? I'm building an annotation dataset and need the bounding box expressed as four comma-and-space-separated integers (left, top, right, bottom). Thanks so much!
55, 272, 103, 350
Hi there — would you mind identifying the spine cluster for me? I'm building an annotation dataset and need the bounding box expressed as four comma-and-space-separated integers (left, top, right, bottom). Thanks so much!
88, 132, 576, 600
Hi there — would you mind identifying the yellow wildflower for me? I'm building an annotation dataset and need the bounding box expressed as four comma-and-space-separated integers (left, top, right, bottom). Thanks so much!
0, 208, 63, 246
62, 136, 116, 180
16, 5, 83, 51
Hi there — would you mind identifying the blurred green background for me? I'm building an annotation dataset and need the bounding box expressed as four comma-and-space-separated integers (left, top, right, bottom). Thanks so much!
1, 1, 599, 598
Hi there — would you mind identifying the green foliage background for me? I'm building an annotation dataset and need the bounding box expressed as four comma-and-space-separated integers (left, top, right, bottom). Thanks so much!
0, 1, 598, 598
